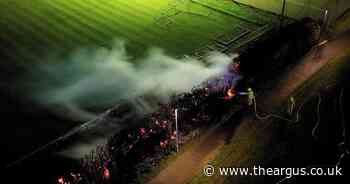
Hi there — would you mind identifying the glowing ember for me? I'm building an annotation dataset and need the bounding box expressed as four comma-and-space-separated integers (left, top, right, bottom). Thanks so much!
160, 141, 168, 148
103, 167, 110, 179
224, 88, 236, 100
55, 59, 245, 183
161, 123, 167, 129
232, 62, 240, 73
58, 177, 64, 184
140, 128, 146, 135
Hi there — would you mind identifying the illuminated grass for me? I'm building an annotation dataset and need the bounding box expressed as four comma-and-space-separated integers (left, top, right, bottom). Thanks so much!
0, 0, 278, 63
230, 0, 326, 19
51, 0, 112, 42
8, 1, 83, 47
194, 0, 283, 25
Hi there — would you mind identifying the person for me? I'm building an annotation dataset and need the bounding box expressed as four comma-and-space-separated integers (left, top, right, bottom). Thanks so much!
239, 88, 255, 106
288, 96, 295, 115
247, 88, 255, 106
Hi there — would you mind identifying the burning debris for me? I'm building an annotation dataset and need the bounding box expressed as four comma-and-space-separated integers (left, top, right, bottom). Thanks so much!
56, 53, 244, 184
53, 18, 325, 183
224, 88, 237, 100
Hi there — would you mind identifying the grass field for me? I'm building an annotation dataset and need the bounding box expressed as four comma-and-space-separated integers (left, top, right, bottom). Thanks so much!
233, 0, 328, 19
0, 0, 279, 64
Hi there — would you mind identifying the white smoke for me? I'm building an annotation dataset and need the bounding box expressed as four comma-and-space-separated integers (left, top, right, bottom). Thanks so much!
58, 138, 106, 159
23, 40, 232, 121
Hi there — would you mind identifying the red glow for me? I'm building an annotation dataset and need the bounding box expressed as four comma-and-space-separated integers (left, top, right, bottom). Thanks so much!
232, 62, 240, 73
58, 177, 64, 184
103, 167, 110, 179
160, 141, 168, 148
140, 128, 146, 135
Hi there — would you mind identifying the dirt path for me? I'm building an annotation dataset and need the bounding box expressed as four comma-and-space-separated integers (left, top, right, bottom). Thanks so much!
149, 124, 229, 184
148, 31, 350, 184
262, 32, 350, 111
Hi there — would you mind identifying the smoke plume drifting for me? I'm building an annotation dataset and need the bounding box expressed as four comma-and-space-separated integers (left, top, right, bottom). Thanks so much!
22, 40, 232, 120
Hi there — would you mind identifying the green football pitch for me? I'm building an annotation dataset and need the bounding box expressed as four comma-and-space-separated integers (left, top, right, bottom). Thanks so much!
0, 0, 279, 64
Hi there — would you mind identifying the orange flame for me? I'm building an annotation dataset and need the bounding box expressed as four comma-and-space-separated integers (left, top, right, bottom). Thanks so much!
227, 88, 236, 97
224, 88, 236, 100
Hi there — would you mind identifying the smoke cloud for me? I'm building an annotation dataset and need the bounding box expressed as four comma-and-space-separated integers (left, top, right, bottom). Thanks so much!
22, 40, 233, 121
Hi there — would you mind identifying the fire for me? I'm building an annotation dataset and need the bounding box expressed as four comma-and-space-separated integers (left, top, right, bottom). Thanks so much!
103, 167, 110, 179
58, 177, 65, 184
224, 88, 236, 100
140, 128, 146, 136
227, 88, 236, 97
